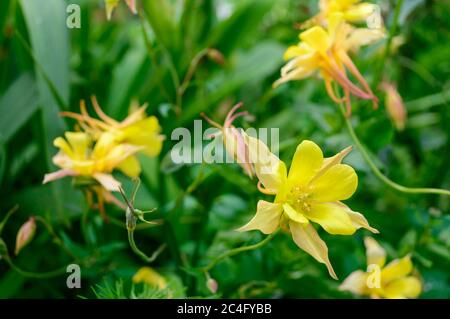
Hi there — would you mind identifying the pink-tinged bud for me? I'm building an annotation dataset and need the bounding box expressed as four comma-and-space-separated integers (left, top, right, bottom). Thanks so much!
207, 277, 218, 294
382, 83, 407, 131
125, 0, 137, 14
15, 217, 36, 255
207, 48, 225, 66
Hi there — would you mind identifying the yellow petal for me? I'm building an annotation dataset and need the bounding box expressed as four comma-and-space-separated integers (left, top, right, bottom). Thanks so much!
236, 200, 282, 234
382, 276, 422, 299
344, 28, 385, 51
65, 132, 90, 159
310, 164, 358, 202
116, 155, 141, 178
300, 26, 331, 55
93, 173, 121, 192
328, 12, 344, 40
93, 132, 117, 158
123, 117, 164, 157
245, 134, 287, 195
105, 0, 120, 20
364, 237, 386, 268
132, 267, 167, 289
344, 3, 377, 22
321, 146, 352, 169
339, 270, 369, 295
381, 255, 413, 285
53, 137, 73, 157
283, 203, 309, 224
335, 202, 378, 233
289, 221, 337, 279
305, 202, 356, 235
287, 140, 324, 187
283, 45, 310, 61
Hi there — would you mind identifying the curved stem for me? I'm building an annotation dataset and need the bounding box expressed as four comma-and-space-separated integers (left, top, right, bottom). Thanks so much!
4, 257, 68, 279
127, 230, 166, 263
339, 103, 450, 196
201, 232, 277, 272
34, 216, 77, 259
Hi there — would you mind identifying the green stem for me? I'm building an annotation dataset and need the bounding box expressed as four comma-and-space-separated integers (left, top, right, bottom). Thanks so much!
127, 230, 166, 263
0, 205, 19, 235
201, 232, 277, 272
4, 256, 68, 279
339, 104, 450, 196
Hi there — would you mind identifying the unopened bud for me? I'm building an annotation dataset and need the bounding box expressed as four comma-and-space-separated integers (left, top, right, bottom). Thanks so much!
381, 82, 407, 131
207, 48, 225, 66
15, 217, 36, 255
207, 277, 218, 294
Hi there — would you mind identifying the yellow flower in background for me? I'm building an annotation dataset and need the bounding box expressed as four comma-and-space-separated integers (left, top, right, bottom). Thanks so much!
238, 138, 377, 279
105, 0, 137, 20
43, 131, 142, 192
274, 13, 384, 115
202, 103, 254, 178
340, 237, 422, 298
133, 267, 167, 289
318, 0, 380, 25
61, 97, 164, 159
380, 82, 407, 131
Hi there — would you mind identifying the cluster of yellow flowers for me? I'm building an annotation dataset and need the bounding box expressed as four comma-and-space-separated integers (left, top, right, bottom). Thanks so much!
275, 0, 385, 115
43, 97, 163, 214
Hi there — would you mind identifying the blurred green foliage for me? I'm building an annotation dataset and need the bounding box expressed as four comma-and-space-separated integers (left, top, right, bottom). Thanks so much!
0, 0, 449, 298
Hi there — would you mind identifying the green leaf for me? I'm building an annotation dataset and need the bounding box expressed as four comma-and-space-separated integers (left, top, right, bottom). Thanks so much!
0, 73, 38, 142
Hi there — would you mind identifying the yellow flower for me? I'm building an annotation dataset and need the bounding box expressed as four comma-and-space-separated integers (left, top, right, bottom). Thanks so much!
202, 103, 254, 178
274, 13, 384, 115
43, 131, 141, 192
105, 0, 136, 20
61, 97, 164, 159
318, 0, 379, 24
340, 237, 422, 298
132, 267, 167, 289
238, 138, 377, 279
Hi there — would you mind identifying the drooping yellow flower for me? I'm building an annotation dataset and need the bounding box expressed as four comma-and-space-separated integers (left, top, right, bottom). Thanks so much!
318, 0, 380, 25
133, 267, 167, 289
202, 103, 254, 178
105, 0, 136, 20
238, 138, 377, 279
340, 237, 422, 298
61, 97, 164, 159
43, 131, 141, 192
275, 13, 384, 115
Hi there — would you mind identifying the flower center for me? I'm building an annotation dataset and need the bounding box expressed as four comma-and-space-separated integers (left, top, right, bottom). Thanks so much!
289, 185, 312, 213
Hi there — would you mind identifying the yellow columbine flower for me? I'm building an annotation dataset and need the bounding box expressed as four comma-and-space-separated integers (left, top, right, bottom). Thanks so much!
133, 267, 167, 289
61, 97, 164, 159
318, 0, 379, 25
202, 103, 254, 178
105, 0, 136, 20
238, 138, 377, 279
340, 237, 422, 298
274, 13, 384, 115
43, 131, 141, 192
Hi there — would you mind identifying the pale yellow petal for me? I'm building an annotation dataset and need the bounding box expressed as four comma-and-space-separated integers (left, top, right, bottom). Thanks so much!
339, 270, 369, 295
93, 173, 121, 192
93, 132, 117, 158
300, 26, 331, 55
335, 202, 378, 233
132, 267, 167, 289
53, 137, 73, 157
289, 221, 337, 279
236, 200, 283, 235
287, 140, 324, 187
283, 203, 309, 224
116, 155, 141, 178
344, 3, 377, 22
344, 28, 385, 51
364, 237, 386, 268
381, 255, 413, 284
65, 132, 90, 158
245, 134, 287, 195
310, 164, 358, 202
305, 202, 356, 235
382, 276, 422, 299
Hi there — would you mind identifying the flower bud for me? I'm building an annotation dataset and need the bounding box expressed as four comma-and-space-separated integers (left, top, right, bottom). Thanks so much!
382, 82, 407, 131
15, 217, 36, 255
207, 277, 218, 294
207, 48, 225, 66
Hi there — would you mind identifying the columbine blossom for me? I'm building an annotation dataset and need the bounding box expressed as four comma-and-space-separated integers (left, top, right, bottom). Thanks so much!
238, 138, 377, 279
274, 13, 384, 115
202, 103, 254, 178
105, 0, 137, 20
340, 237, 422, 298
317, 0, 379, 25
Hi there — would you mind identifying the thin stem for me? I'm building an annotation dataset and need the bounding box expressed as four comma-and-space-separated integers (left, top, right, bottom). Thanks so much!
338, 103, 450, 196
127, 230, 166, 263
178, 48, 208, 97
201, 232, 277, 272
4, 257, 68, 279
0, 205, 19, 235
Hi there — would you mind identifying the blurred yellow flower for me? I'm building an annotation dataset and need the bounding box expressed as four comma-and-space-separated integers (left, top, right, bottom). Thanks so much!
274, 13, 384, 115
380, 82, 407, 131
318, 0, 380, 25
238, 138, 377, 279
133, 267, 167, 289
43, 131, 141, 192
105, 0, 136, 20
61, 97, 164, 159
202, 103, 254, 178
340, 237, 422, 298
